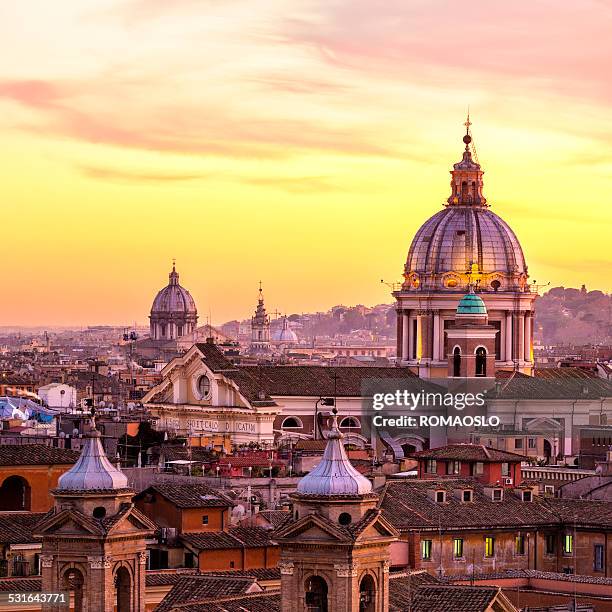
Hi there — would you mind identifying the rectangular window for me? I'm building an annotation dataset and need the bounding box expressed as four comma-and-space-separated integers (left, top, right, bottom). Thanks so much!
421, 539, 432, 560
528, 438, 536, 449
472, 462, 484, 476
515, 535, 526, 555
435, 491, 446, 503
202, 515, 209, 525
447, 460, 460, 475
453, 538, 464, 559
522, 491, 532, 502
426, 459, 437, 474
594, 544, 605, 572
485, 537, 495, 558
545, 534, 556, 555
501, 463, 510, 476
462, 490, 473, 503
563, 534, 573, 555
544, 485, 554, 496
492, 489, 503, 502
514, 438, 523, 449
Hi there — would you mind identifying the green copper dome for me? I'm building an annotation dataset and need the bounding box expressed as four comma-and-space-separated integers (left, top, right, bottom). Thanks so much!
456, 292, 487, 315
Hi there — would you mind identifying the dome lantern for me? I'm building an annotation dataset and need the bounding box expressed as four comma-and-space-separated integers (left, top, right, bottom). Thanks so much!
296, 408, 372, 497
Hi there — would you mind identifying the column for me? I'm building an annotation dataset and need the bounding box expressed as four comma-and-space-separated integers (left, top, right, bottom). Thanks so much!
408, 315, 414, 360
402, 311, 410, 361
396, 311, 403, 360
517, 313, 525, 362
505, 313, 512, 363
524, 313, 532, 362
432, 312, 440, 361
415, 315, 423, 360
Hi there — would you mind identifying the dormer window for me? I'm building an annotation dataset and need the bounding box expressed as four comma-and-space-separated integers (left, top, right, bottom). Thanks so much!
492, 488, 503, 502
435, 491, 446, 503
522, 490, 532, 502
462, 490, 473, 503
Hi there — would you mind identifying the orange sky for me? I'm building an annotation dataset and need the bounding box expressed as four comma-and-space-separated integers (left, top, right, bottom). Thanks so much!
0, 1, 610, 326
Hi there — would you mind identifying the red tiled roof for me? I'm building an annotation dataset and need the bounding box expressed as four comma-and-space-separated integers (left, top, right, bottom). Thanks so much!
379, 479, 612, 531
410, 444, 527, 463
0, 445, 80, 466
134, 484, 232, 509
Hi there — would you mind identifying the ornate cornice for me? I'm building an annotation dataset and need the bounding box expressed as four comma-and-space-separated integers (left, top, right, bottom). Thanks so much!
88, 555, 113, 569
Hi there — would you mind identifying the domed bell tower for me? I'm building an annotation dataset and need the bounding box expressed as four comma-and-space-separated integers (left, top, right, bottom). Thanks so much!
275, 409, 398, 612
34, 416, 155, 612
446, 289, 497, 378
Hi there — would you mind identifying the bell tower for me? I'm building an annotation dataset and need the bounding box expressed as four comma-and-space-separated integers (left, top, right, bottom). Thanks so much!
275, 409, 398, 612
250, 282, 271, 354
34, 416, 155, 612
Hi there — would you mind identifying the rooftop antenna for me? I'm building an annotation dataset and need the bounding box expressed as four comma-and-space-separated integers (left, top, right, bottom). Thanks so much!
464, 108, 480, 166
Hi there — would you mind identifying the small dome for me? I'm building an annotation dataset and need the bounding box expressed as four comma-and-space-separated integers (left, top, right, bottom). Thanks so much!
297, 412, 372, 496
273, 317, 298, 343
57, 426, 128, 491
151, 265, 197, 315
457, 292, 487, 315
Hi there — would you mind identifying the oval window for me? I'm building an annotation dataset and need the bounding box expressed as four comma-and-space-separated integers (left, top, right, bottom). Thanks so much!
93, 506, 106, 519
338, 512, 352, 526
198, 375, 211, 397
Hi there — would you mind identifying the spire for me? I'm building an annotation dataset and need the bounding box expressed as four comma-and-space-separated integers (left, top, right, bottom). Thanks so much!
447, 114, 487, 207
297, 408, 372, 496
57, 413, 129, 491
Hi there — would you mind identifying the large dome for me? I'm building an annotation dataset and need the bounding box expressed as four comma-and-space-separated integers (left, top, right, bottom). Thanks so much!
151, 265, 197, 315
402, 135, 528, 294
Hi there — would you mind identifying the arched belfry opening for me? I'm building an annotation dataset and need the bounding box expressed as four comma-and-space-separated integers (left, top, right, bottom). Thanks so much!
305, 575, 328, 612
0, 476, 31, 510
62, 568, 85, 612
475, 347, 487, 377
453, 347, 461, 377
115, 566, 131, 612
359, 574, 377, 612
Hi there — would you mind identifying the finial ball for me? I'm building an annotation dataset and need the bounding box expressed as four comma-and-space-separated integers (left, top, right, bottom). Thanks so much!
463, 134, 472, 144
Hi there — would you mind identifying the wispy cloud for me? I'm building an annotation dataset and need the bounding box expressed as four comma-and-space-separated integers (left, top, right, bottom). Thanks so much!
77, 164, 212, 183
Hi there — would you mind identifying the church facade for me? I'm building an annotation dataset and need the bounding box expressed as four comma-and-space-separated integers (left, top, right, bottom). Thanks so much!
142, 342, 280, 445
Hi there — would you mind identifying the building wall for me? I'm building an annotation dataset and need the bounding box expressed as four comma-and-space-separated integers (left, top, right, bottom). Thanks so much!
181, 507, 229, 532
393, 527, 612, 578
197, 545, 279, 571
134, 494, 229, 534
417, 459, 522, 486
0, 464, 74, 512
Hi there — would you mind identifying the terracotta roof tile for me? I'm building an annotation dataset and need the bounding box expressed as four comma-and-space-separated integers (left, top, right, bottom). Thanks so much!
0, 445, 80, 466
410, 444, 527, 463
0, 512, 46, 544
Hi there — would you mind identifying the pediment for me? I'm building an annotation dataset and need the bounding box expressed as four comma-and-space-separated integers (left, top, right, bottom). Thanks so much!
106, 507, 157, 535
35, 510, 104, 537
275, 515, 350, 542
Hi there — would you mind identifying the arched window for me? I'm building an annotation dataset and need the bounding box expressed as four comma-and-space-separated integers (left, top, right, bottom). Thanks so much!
339, 416, 360, 429
115, 566, 131, 612
177, 325, 183, 337
305, 575, 328, 612
282, 416, 303, 429
476, 347, 487, 377
453, 347, 461, 377
461, 181, 468, 200
0, 476, 31, 511
160, 324, 166, 338
359, 574, 376, 612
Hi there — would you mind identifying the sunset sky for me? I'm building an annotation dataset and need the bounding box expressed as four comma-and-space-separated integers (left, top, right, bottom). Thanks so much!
1, 1, 610, 326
